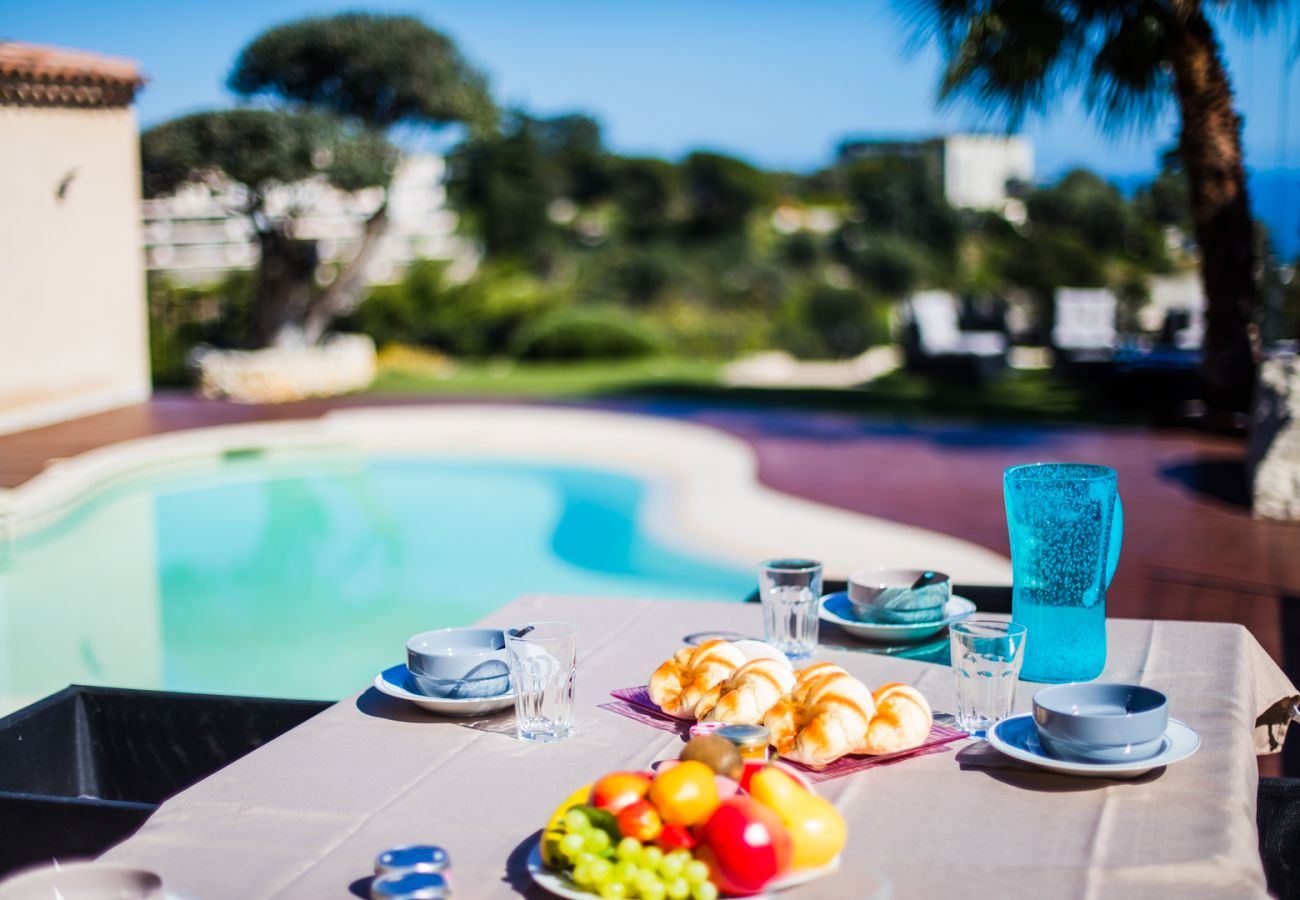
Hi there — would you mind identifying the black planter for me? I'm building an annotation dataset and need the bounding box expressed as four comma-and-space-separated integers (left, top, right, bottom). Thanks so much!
0, 685, 329, 876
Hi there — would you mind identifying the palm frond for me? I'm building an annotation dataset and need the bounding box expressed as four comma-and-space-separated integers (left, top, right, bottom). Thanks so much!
1202, 0, 1290, 36
933, 0, 1083, 128
1084, 5, 1174, 135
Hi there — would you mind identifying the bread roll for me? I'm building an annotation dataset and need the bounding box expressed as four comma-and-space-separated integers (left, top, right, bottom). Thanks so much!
647, 639, 747, 719
697, 657, 796, 724
764, 665, 876, 768
859, 682, 933, 755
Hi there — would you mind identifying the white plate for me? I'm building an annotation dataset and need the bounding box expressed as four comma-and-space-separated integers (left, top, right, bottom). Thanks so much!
819, 592, 976, 643
987, 714, 1200, 779
526, 838, 839, 899
373, 664, 515, 717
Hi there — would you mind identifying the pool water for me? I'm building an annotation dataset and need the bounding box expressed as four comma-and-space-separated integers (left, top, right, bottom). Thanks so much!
0, 456, 753, 713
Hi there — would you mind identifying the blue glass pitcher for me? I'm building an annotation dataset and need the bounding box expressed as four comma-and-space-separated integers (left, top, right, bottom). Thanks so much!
1004, 463, 1123, 683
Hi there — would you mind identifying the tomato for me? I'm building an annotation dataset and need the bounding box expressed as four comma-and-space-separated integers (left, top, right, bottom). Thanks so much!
616, 798, 663, 842
655, 823, 697, 851
648, 760, 719, 827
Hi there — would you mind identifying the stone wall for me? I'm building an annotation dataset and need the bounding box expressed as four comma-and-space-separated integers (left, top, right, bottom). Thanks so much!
194, 335, 376, 404
1249, 353, 1300, 520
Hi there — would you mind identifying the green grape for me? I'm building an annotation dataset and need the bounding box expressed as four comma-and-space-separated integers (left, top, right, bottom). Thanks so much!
576, 852, 598, 868
636, 870, 664, 894
598, 882, 628, 899
565, 810, 591, 833
585, 829, 612, 854
560, 832, 587, 859
691, 881, 718, 900
640, 846, 663, 869
665, 876, 691, 900
573, 863, 594, 887
683, 861, 709, 884
658, 855, 685, 879
640, 880, 667, 900
616, 837, 642, 861
615, 861, 640, 883
589, 858, 614, 885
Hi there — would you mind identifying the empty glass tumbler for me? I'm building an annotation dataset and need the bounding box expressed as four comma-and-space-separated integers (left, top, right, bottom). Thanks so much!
1004, 463, 1123, 683
506, 622, 578, 743
758, 559, 822, 660
949, 618, 1027, 739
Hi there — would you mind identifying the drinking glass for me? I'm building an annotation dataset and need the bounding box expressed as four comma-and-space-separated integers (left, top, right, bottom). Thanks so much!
949, 618, 1027, 739
506, 622, 577, 743
758, 559, 822, 661
1004, 463, 1123, 683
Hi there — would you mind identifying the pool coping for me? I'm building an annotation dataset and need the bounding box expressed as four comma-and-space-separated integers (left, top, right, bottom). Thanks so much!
0, 405, 1011, 583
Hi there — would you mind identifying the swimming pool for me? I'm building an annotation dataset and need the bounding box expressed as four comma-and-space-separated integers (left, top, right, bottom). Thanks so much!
0, 454, 753, 713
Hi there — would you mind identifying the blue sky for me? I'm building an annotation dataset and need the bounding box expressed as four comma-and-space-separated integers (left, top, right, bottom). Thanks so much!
5, 0, 1298, 179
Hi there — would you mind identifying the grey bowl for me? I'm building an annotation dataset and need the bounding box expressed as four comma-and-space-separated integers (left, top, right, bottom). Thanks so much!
1033, 683, 1169, 763
406, 628, 511, 699
0, 862, 163, 899
847, 568, 950, 623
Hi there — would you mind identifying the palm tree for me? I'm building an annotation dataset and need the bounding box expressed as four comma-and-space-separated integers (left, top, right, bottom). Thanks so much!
898, 0, 1285, 413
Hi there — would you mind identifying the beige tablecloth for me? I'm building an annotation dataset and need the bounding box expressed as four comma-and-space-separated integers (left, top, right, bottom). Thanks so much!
101, 596, 1298, 899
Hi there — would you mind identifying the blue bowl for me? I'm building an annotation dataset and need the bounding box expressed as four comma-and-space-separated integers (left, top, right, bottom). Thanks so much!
1033, 683, 1168, 763
406, 628, 511, 699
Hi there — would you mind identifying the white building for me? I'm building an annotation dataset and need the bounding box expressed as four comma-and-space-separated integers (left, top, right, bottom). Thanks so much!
838, 133, 1034, 219
142, 153, 476, 286
0, 42, 150, 435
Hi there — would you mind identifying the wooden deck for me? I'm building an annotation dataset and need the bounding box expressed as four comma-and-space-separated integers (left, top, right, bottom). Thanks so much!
3, 393, 1297, 772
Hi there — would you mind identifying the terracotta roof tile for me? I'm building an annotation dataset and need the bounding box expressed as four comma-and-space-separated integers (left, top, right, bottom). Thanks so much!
0, 41, 144, 108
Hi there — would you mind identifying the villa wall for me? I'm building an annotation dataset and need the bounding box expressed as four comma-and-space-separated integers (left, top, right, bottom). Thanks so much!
0, 103, 150, 435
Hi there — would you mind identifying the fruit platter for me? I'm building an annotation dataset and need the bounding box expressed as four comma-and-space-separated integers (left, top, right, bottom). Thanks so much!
529, 735, 847, 899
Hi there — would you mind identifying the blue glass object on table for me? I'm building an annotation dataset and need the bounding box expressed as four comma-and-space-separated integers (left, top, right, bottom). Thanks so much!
1004, 463, 1123, 683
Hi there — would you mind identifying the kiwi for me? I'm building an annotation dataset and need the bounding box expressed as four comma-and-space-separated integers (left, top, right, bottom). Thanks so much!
679, 734, 744, 780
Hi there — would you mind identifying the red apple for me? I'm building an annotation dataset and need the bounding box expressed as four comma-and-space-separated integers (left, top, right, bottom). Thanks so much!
617, 798, 663, 842
694, 796, 793, 896
590, 771, 652, 814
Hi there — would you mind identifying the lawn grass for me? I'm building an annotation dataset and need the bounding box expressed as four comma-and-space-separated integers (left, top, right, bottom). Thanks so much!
367, 354, 1160, 426
368, 356, 725, 397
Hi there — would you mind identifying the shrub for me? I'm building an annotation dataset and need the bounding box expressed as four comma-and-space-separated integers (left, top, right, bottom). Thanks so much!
147, 271, 255, 385
780, 285, 888, 359
510, 306, 665, 361
349, 260, 562, 357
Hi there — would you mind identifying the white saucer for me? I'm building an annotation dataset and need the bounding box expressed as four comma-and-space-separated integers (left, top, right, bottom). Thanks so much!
526, 837, 841, 899
987, 714, 1200, 779
373, 664, 515, 717
820, 592, 976, 643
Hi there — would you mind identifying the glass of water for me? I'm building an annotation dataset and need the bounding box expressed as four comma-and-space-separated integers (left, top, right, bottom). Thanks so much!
949, 618, 1027, 739
758, 559, 823, 661
506, 622, 578, 743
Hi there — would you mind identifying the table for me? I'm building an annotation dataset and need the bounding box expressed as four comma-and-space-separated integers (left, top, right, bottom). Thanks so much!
102, 596, 1298, 899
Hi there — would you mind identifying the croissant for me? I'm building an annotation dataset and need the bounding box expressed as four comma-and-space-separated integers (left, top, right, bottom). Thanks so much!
648, 639, 747, 719
697, 657, 796, 725
763, 665, 876, 768
859, 682, 933, 755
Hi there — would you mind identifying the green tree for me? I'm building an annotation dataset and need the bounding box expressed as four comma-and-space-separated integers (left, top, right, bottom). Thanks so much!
142, 110, 399, 347
1027, 170, 1131, 255
143, 13, 493, 348
897, 0, 1283, 412
610, 157, 680, 242
449, 112, 556, 263
449, 112, 613, 265
681, 152, 772, 239
841, 154, 959, 256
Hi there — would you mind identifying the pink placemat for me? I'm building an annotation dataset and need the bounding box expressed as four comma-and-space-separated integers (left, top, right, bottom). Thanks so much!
599, 686, 966, 784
